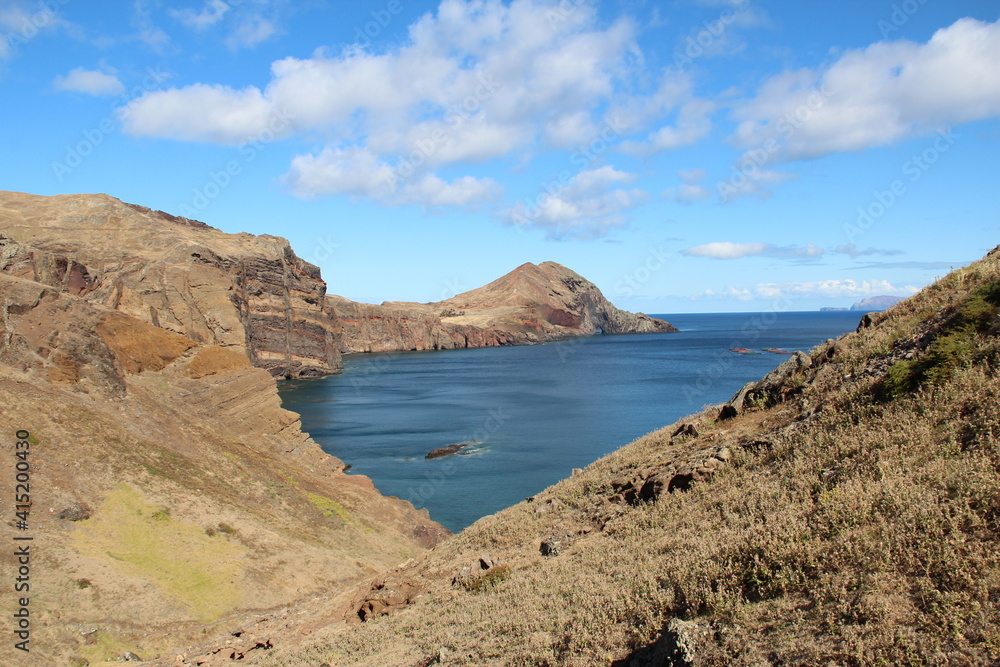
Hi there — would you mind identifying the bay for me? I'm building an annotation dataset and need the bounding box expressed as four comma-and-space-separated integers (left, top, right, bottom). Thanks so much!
279, 311, 864, 532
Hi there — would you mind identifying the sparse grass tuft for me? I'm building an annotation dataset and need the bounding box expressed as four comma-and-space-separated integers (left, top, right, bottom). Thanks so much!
460, 565, 512, 592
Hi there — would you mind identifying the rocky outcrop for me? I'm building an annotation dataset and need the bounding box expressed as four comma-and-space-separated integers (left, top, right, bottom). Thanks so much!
333, 261, 677, 354
0, 191, 340, 378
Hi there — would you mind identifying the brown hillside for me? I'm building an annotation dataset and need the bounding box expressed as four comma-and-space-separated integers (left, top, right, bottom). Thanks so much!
0, 272, 447, 667
236, 246, 1000, 666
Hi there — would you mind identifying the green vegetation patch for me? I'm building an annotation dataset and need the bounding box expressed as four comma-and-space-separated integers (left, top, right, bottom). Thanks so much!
73, 483, 245, 621
880, 283, 1000, 399
306, 491, 354, 523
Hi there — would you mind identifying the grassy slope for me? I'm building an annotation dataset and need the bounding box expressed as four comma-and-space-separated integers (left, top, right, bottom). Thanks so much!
252, 247, 1000, 667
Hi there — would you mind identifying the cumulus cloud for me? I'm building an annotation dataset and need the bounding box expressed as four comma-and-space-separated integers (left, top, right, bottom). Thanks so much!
121, 0, 636, 150
121, 0, 648, 211
730, 17, 1000, 162
53, 67, 125, 96
683, 241, 823, 260
502, 166, 647, 239
285, 146, 502, 209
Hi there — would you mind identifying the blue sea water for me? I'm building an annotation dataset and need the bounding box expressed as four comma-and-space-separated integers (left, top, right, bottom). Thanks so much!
278, 311, 864, 532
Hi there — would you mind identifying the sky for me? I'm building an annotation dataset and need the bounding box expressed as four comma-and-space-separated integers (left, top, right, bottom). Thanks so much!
1, 0, 998, 313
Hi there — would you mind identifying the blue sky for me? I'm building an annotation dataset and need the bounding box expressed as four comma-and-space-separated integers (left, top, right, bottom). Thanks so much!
1, 0, 998, 312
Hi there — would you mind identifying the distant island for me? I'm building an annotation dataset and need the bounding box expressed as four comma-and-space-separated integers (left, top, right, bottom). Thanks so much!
821, 295, 903, 312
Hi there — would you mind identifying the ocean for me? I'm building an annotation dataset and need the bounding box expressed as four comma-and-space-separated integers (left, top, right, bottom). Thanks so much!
278, 311, 865, 532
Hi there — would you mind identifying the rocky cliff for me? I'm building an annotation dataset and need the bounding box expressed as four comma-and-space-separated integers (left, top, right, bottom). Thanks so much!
0, 190, 340, 378
0, 270, 447, 666
333, 261, 677, 354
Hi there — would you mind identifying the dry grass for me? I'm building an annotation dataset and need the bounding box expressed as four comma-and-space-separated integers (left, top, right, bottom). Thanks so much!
251, 247, 1000, 666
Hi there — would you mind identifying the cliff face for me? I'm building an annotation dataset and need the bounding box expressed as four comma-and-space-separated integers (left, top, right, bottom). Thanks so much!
0, 191, 340, 378
0, 271, 447, 666
333, 261, 677, 354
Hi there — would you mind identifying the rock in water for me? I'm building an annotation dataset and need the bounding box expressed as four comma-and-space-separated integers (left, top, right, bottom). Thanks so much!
426, 442, 473, 459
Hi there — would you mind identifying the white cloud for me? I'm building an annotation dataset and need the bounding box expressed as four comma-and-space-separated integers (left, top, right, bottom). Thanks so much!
0, 1, 71, 60
121, 84, 278, 143
696, 279, 919, 301
284, 145, 502, 209
664, 183, 711, 204
678, 168, 706, 184
503, 166, 647, 238
682, 241, 823, 260
121, 0, 637, 151
169, 0, 230, 31
132, 0, 171, 54
226, 15, 278, 50
120, 0, 664, 216
835, 243, 903, 258
619, 98, 715, 155
53, 67, 125, 96
717, 167, 795, 202
730, 18, 1000, 162
664, 168, 711, 203
754, 279, 918, 299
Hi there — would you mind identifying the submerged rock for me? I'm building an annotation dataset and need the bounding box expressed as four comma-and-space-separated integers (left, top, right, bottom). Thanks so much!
425, 441, 479, 460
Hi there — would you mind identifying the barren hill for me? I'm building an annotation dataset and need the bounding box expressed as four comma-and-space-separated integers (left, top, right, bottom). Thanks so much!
333, 261, 677, 353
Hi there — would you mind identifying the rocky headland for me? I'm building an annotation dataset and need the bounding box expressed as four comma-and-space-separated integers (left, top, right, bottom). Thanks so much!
333, 261, 677, 354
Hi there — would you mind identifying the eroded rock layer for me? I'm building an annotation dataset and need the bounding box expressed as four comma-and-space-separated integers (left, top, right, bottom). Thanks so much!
0, 191, 339, 378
